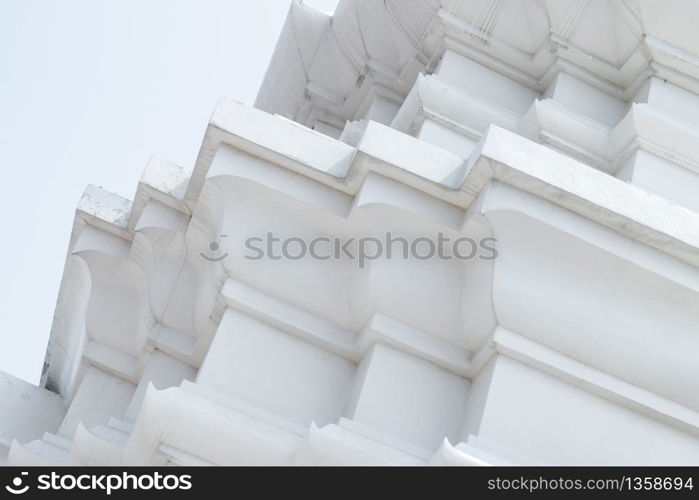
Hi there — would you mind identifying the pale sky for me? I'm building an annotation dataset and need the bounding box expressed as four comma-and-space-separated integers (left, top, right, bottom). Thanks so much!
0, 0, 339, 384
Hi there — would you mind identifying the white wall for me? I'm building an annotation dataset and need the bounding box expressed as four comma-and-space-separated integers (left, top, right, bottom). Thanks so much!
0, 371, 66, 445
466, 355, 699, 465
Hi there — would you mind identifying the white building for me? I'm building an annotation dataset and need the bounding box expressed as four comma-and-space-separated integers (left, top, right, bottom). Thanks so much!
3, 0, 699, 465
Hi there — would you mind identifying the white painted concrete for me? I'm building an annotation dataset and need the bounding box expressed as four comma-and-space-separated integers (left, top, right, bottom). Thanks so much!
4, 0, 699, 466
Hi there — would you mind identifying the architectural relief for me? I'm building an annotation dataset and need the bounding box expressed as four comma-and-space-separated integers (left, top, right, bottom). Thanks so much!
2, 0, 699, 465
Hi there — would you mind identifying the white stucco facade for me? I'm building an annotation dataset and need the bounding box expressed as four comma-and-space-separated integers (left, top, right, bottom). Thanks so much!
3, 0, 699, 465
